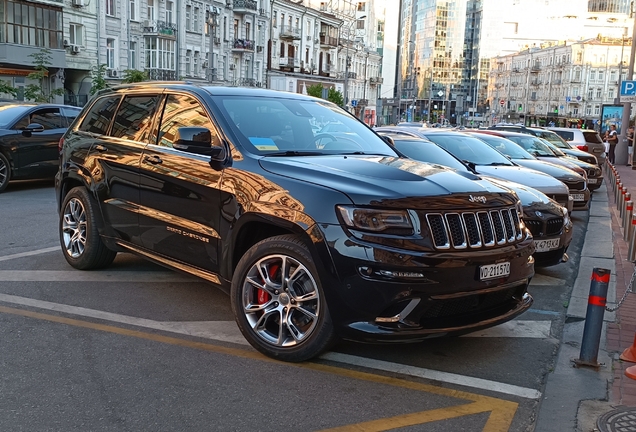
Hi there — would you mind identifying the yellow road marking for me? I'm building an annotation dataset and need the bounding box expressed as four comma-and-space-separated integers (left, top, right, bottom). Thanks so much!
0, 304, 519, 431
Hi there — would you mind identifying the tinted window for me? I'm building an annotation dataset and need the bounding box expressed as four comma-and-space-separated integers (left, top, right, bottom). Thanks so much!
157, 94, 217, 148
583, 131, 603, 144
391, 138, 468, 172
422, 133, 515, 166
554, 130, 574, 141
79, 96, 121, 135
61, 107, 81, 125
534, 130, 569, 148
0, 105, 32, 128
111, 95, 161, 142
471, 134, 535, 159
29, 108, 64, 129
505, 135, 557, 157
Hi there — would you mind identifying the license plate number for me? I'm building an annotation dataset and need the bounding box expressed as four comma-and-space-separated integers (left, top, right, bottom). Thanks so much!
587, 178, 597, 184
534, 238, 560, 252
570, 193, 585, 201
479, 262, 510, 280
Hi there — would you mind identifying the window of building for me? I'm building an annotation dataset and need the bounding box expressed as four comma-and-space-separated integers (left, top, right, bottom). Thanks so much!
105, 0, 115, 16
106, 38, 116, 69
357, 19, 365, 29
185, 50, 191, 75
610, 70, 617, 82
306, 20, 311, 35
147, 0, 155, 21
69, 23, 83, 46
295, 17, 299, 30
245, 22, 251, 39
590, 70, 596, 80
598, 70, 604, 81
144, 37, 176, 70
609, 87, 615, 98
193, 7, 199, 32
280, 13, 285, 29
3, 1, 64, 48
586, 106, 592, 116
234, 19, 239, 38
166, 1, 174, 24
111, 95, 161, 142
594, 105, 600, 115
186, 5, 191, 31
223, 17, 228, 40
129, 41, 137, 69
596, 88, 602, 98
357, 2, 366, 11
572, 107, 578, 115
129, 0, 137, 21
588, 88, 594, 99
280, 41, 284, 57
573, 87, 579, 96
320, 2, 327, 11
194, 51, 199, 75
273, 11, 277, 28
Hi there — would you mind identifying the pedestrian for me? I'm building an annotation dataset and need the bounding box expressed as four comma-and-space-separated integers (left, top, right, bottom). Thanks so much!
607, 124, 618, 164
628, 126, 634, 167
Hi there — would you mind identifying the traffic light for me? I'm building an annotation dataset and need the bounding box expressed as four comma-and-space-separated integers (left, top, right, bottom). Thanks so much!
554, 108, 558, 113
518, 105, 522, 112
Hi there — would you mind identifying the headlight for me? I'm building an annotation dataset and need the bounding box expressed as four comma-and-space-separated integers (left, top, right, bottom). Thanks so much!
337, 206, 416, 235
562, 206, 571, 225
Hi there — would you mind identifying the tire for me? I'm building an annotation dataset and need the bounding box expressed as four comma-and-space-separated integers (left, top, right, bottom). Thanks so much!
59, 186, 117, 270
231, 234, 336, 362
0, 153, 10, 193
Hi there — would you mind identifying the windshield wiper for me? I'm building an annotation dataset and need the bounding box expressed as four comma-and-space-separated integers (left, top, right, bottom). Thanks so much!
265, 151, 324, 156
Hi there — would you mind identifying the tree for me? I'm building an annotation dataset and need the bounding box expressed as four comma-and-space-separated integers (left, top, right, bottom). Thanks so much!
0, 80, 17, 99
306, 84, 323, 99
327, 88, 344, 107
122, 69, 148, 83
23, 48, 65, 102
90, 64, 109, 95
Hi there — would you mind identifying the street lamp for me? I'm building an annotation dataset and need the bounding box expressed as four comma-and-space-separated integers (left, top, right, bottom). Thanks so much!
344, 15, 366, 110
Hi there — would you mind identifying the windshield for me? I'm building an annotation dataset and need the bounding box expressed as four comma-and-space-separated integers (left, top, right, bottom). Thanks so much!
471, 134, 536, 160
582, 130, 603, 144
214, 96, 397, 156
504, 135, 557, 157
0, 105, 32, 128
390, 138, 469, 172
534, 130, 570, 149
539, 138, 567, 156
422, 133, 515, 166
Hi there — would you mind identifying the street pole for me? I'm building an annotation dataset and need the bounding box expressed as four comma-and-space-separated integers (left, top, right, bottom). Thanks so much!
617, 10, 636, 165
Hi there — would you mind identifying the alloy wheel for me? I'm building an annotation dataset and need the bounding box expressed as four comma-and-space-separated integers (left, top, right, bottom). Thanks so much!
241, 254, 320, 347
62, 197, 87, 258
0, 157, 6, 187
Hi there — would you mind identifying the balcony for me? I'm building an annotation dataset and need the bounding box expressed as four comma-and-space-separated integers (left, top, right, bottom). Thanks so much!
146, 69, 177, 81
369, 77, 383, 85
511, 82, 518, 86
345, 71, 357, 79
531, 80, 541, 85
279, 57, 300, 69
319, 32, 338, 48
233, 0, 257, 14
142, 20, 178, 38
530, 65, 540, 72
319, 63, 334, 76
237, 78, 260, 87
279, 25, 301, 40
232, 39, 255, 52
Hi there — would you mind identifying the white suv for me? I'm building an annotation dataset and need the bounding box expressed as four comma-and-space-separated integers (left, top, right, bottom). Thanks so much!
546, 127, 606, 165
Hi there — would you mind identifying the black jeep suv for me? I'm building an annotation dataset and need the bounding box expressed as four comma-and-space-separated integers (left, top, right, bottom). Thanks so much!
56, 83, 535, 361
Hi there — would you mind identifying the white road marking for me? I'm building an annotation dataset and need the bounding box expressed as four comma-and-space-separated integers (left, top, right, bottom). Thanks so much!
0, 247, 60, 262
0, 270, 199, 283
0, 292, 546, 399
320, 352, 543, 400
0, 293, 247, 346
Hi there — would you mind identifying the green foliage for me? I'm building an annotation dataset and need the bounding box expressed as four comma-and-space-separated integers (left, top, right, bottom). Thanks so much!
0, 80, 17, 98
122, 69, 148, 83
24, 48, 63, 102
327, 88, 344, 106
306, 84, 323, 98
90, 64, 109, 95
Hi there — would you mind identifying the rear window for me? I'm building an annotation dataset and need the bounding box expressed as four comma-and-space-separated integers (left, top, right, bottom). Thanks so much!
78, 96, 121, 135
582, 131, 603, 144
553, 130, 574, 141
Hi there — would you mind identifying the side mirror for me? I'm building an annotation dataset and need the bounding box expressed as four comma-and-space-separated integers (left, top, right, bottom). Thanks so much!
22, 123, 44, 136
173, 126, 224, 158
382, 135, 395, 146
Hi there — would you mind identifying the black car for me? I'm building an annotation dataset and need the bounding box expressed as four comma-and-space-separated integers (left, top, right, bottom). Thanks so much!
56, 83, 535, 362
377, 133, 573, 266
0, 103, 81, 192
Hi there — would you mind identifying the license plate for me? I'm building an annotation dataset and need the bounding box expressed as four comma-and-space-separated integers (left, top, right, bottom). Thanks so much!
587, 178, 597, 184
534, 238, 560, 252
479, 262, 510, 281
570, 193, 585, 201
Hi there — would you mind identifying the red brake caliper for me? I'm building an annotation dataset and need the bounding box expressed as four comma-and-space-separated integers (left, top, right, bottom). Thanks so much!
257, 264, 278, 304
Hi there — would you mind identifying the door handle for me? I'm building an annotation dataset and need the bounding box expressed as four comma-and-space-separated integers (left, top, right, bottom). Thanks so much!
94, 144, 108, 152
143, 155, 163, 165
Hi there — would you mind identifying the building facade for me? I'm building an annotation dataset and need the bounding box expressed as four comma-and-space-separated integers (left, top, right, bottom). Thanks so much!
487, 37, 631, 128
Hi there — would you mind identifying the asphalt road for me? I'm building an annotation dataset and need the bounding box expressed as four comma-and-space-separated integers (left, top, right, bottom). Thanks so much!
0, 179, 588, 432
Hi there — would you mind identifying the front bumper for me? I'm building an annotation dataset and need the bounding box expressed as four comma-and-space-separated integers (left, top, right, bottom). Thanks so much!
318, 225, 535, 342
586, 175, 603, 190
570, 187, 591, 210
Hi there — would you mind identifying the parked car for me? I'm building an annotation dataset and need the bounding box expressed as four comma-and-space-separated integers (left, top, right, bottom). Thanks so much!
489, 124, 600, 165
375, 126, 574, 212
0, 103, 82, 192
56, 83, 535, 362
377, 133, 572, 266
471, 130, 591, 210
546, 127, 606, 166
537, 138, 603, 191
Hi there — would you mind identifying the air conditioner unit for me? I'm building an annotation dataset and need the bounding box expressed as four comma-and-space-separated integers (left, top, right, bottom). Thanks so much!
63, 39, 70, 47
214, 37, 220, 44
256, 46, 263, 52
71, 45, 81, 54
306, 35, 311, 41
107, 69, 119, 78
229, 64, 236, 70
71, 0, 84, 7
226, 0, 232, 6
142, 20, 151, 28
203, 61, 208, 68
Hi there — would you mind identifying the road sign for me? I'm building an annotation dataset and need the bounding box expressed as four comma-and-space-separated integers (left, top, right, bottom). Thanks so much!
351, 99, 357, 107
620, 80, 636, 102
499, 99, 505, 106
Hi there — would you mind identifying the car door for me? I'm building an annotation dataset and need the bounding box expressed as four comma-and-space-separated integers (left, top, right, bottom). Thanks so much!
138, 93, 224, 274
12, 107, 66, 178
83, 93, 162, 244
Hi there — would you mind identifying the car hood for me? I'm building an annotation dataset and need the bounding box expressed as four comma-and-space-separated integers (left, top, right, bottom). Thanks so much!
482, 176, 564, 215
474, 165, 569, 194
259, 155, 517, 208
512, 159, 584, 181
